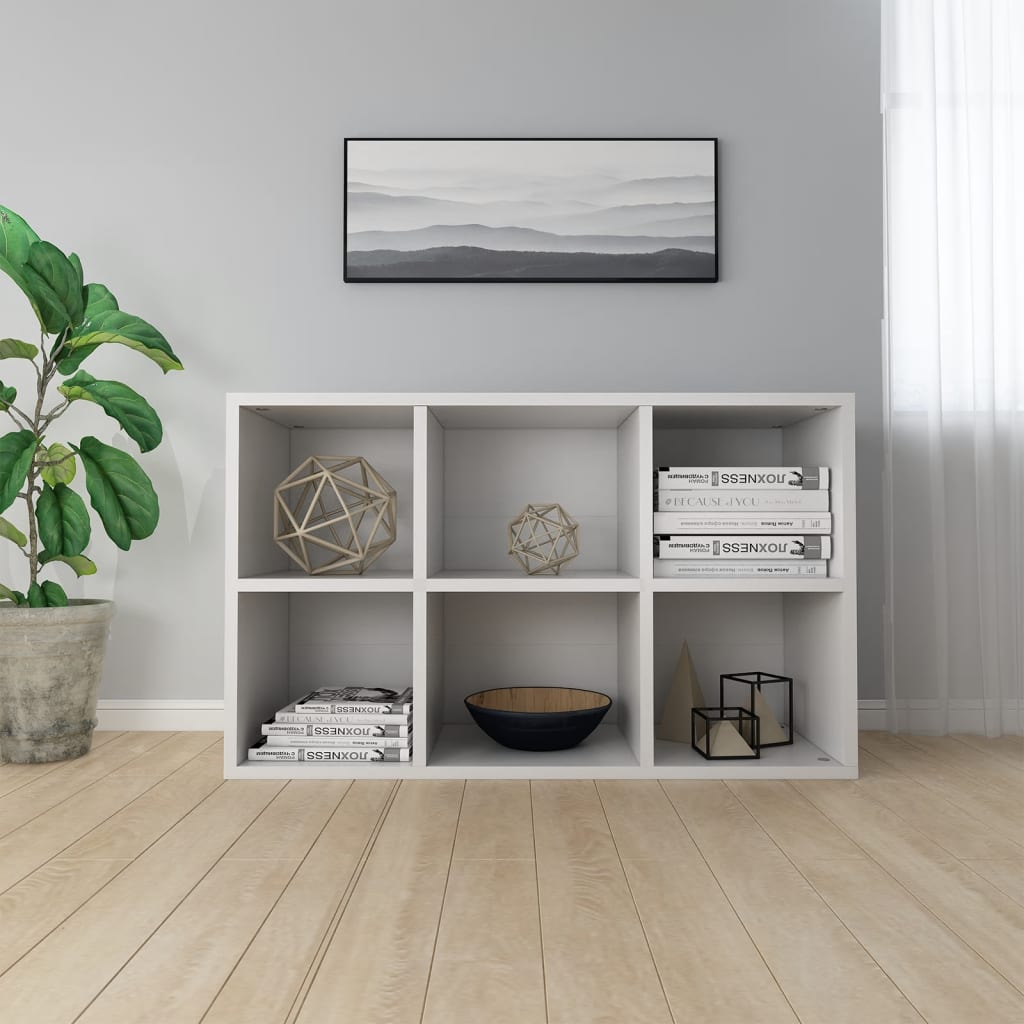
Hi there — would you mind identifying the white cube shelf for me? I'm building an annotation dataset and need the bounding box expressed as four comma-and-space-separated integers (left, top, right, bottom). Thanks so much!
225, 393, 858, 779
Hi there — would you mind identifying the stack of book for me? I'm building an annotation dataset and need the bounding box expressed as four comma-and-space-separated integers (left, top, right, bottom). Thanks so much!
653, 466, 832, 578
248, 686, 413, 762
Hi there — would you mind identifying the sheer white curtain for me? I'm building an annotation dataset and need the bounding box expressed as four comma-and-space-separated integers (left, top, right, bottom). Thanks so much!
882, 0, 1023, 735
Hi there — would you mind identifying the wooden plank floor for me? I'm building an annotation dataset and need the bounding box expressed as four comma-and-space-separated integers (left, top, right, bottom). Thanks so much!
0, 731, 1021, 1023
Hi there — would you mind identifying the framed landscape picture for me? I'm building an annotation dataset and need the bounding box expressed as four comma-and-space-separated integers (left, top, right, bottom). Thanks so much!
344, 138, 718, 282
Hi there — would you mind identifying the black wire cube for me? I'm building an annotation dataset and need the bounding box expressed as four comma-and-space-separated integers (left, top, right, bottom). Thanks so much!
720, 671, 794, 748
691, 707, 760, 760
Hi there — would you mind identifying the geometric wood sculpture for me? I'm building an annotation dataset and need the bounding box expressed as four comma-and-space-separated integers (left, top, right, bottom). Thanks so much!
720, 671, 793, 747
748, 689, 789, 746
708, 720, 755, 757
691, 706, 760, 760
656, 640, 706, 742
508, 502, 580, 575
273, 456, 397, 575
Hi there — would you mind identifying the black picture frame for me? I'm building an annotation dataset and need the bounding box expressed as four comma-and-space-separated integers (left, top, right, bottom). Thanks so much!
343, 138, 718, 283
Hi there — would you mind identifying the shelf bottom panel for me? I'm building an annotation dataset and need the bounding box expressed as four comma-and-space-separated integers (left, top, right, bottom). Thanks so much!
426, 723, 638, 773
654, 732, 853, 779
225, 730, 856, 779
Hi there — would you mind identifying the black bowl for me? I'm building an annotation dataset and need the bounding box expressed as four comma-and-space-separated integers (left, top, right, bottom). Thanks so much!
464, 686, 613, 751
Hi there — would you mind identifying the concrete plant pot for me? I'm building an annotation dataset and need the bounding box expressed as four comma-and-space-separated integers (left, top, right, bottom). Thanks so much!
0, 600, 115, 763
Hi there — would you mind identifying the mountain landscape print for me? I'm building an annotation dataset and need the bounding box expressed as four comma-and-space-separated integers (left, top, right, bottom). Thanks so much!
344, 139, 717, 282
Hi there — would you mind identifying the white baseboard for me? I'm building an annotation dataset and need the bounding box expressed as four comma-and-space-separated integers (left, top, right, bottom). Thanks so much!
857, 698, 1022, 735
857, 700, 888, 730
96, 700, 224, 731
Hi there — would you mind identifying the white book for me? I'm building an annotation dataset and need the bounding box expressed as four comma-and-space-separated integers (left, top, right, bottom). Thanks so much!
274, 703, 411, 726
656, 467, 829, 490
654, 535, 832, 559
652, 512, 831, 534
264, 735, 411, 749
248, 739, 412, 762
293, 687, 412, 714
262, 720, 412, 738
654, 559, 829, 578
655, 490, 830, 513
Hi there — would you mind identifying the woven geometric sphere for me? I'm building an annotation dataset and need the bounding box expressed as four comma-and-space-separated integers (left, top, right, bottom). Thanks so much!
273, 456, 397, 575
508, 502, 580, 576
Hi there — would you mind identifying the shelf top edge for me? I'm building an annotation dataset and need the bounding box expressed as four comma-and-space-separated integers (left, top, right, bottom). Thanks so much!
227, 391, 855, 408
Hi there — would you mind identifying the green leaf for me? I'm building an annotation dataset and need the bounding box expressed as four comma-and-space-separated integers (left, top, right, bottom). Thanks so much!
36, 482, 91, 556
0, 584, 25, 604
0, 383, 15, 410
39, 551, 97, 576
27, 582, 45, 607
0, 207, 48, 331
41, 580, 69, 607
57, 343, 101, 375
0, 206, 40, 267
0, 515, 27, 548
59, 371, 163, 452
38, 442, 76, 486
0, 338, 39, 361
54, 286, 119, 374
65, 310, 182, 374
75, 436, 159, 550
0, 430, 36, 514
84, 283, 118, 317
68, 252, 84, 288
21, 241, 85, 333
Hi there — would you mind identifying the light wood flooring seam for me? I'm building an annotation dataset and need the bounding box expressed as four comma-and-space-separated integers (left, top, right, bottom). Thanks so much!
654, 781, 804, 1023
528, 781, 550, 1024
0, 731, 181, 840
712, 781, 928, 1021
781, 780, 1024, 999
593, 781, 679, 1024
416, 781, 467, 1024
282, 780, 402, 1024
859, 736, 1024, 865
854, 749, 1024, 904
858, 743, 1024, 858
723, 782, 950, 1022
0, 732, 123, 796
0, 738, 229, 981
897, 735, 1023, 791
949, 733, 1024, 770
858, 733, 1024, 848
68, 776, 304, 1023
191, 781, 354, 1023
0, 733, 223, 898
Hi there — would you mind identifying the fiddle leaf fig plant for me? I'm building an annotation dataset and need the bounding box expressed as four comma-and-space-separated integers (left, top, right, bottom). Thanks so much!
0, 205, 182, 607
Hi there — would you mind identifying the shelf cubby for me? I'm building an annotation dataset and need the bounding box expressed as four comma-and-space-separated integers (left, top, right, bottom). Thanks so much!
418, 592, 645, 775
234, 404, 415, 582
421, 403, 647, 581
231, 591, 413, 774
226, 393, 857, 779
652, 591, 855, 777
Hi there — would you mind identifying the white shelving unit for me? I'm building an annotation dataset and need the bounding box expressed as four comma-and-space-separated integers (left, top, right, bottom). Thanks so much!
225, 393, 857, 780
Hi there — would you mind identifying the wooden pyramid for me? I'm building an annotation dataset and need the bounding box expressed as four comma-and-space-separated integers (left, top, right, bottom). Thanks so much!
751, 688, 789, 745
708, 720, 755, 757
657, 641, 706, 742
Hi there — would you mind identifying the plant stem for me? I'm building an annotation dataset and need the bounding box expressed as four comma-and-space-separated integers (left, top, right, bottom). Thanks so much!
25, 343, 60, 586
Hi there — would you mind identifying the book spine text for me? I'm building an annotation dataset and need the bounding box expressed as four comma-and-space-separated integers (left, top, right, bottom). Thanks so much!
655, 467, 829, 490
654, 490, 830, 512
654, 535, 832, 560
654, 560, 829, 578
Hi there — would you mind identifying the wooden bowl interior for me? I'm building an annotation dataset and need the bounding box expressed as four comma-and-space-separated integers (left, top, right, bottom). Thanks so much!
466, 687, 611, 714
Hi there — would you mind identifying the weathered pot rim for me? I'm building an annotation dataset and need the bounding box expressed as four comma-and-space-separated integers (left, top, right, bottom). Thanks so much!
0, 599, 116, 624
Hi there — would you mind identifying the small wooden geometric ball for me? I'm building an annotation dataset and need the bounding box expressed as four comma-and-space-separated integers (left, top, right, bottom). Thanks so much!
274, 456, 397, 575
508, 502, 580, 576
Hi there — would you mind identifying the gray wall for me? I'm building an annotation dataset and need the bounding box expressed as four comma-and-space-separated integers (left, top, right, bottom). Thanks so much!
0, 0, 883, 699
